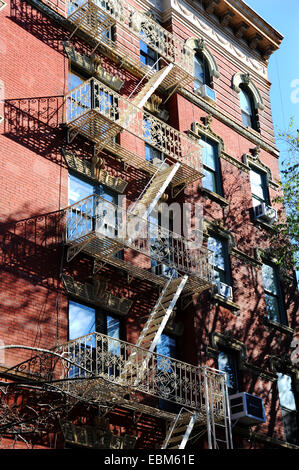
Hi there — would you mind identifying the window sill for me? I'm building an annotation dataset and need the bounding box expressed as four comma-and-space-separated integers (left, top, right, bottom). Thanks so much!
211, 293, 240, 314
253, 218, 276, 232
264, 317, 294, 335
201, 187, 229, 207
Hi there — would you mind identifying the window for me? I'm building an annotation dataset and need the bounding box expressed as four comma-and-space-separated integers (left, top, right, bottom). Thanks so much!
277, 373, 298, 445
208, 235, 230, 285
68, 173, 122, 256
218, 350, 239, 394
68, 300, 122, 377
68, 71, 84, 92
194, 53, 210, 91
249, 167, 270, 207
156, 334, 178, 411
140, 40, 159, 70
239, 85, 257, 130
200, 138, 222, 195
261, 262, 286, 325
145, 143, 163, 163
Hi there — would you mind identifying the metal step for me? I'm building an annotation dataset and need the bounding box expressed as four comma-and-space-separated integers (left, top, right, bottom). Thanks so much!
162, 409, 198, 449
119, 274, 188, 384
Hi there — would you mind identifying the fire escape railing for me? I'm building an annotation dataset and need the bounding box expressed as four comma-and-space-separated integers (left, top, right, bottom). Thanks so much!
66, 0, 195, 83
65, 77, 202, 174
64, 193, 214, 283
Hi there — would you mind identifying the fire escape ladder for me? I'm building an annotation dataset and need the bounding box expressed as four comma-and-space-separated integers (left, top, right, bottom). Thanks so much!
129, 161, 181, 221
162, 409, 198, 449
119, 274, 188, 383
130, 63, 175, 109
204, 369, 233, 449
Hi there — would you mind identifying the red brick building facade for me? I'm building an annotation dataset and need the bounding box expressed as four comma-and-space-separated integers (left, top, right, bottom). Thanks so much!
0, 0, 298, 450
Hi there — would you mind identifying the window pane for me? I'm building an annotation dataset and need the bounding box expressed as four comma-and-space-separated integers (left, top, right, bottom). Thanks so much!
156, 334, 176, 359
218, 351, 238, 392
194, 55, 204, 89
68, 71, 84, 92
277, 373, 296, 411
68, 174, 93, 206
240, 88, 252, 115
107, 315, 120, 339
107, 315, 120, 355
264, 293, 281, 322
262, 264, 278, 295
68, 300, 96, 340
145, 143, 163, 162
140, 40, 159, 69
201, 140, 216, 170
250, 169, 267, 203
202, 168, 217, 193
208, 237, 226, 271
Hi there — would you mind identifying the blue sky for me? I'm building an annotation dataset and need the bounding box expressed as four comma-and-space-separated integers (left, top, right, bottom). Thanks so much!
244, 0, 299, 164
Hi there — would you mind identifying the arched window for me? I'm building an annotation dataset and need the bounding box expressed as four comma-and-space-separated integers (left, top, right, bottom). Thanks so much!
194, 53, 210, 90
239, 84, 257, 129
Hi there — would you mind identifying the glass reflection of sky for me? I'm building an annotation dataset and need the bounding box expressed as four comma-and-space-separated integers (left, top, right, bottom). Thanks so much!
68, 174, 93, 206
277, 373, 296, 411
69, 300, 95, 340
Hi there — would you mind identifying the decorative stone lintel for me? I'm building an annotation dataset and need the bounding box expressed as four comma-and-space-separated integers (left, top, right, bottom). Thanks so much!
210, 331, 248, 365
221, 151, 250, 173
269, 355, 299, 378
201, 187, 229, 207
63, 41, 124, 92
231, 247, 262, 267
62, 149, 128, 194
264, 318, 294, 336
62, 275, 133, 316
211, 293, 240, 314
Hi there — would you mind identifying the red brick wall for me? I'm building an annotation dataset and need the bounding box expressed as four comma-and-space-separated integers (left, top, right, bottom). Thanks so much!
0, 0, 297, 450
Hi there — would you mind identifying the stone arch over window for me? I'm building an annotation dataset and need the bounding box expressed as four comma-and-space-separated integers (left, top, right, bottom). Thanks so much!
232, 72, 265, 111
185, 38, 220, 81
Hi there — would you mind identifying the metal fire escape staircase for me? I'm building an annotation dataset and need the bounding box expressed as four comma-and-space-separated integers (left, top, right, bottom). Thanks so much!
119, 274, 188, 385
162, 408, 199, 449
66, 0, 195, 92
128, 162, 180, 222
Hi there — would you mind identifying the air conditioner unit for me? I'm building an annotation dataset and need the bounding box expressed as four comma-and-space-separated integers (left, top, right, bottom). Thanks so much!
229, 392, 266, 426
254, 203, 277, 224
199, 85, 217, 103
214, 281, 233, 301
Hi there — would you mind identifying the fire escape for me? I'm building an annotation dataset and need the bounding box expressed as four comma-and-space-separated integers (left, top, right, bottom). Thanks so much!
0, 0, 233, 450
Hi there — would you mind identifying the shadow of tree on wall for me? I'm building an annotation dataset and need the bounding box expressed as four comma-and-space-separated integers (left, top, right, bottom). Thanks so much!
187, 162, 298, 444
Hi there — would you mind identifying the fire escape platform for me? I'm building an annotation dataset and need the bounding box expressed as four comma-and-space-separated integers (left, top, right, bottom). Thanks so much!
67, 0, 195, 91
67, 109, 122, 144
104, 140, 203, 189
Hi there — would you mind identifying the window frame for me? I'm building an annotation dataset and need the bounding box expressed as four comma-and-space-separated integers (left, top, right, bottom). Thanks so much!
277, 372, 299, 445
208, 233, 231, 286
217, 348, 239, 395
200, 136, 223, 196
261, 260, 287, 325
68, 298, 124, 342
194, 52, 211, 90
249, 165, 270, 207
239, 84, 258, 131
140, 40, 160, 70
